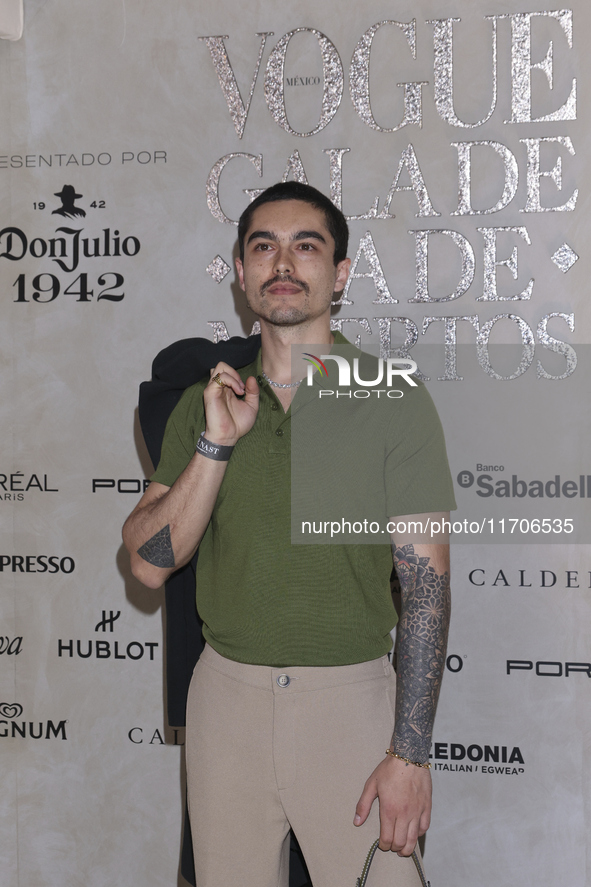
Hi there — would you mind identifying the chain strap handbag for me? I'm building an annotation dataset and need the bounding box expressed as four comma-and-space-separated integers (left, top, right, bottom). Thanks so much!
355, 840, 430, 887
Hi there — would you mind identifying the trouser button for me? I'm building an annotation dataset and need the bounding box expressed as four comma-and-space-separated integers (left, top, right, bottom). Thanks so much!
277, 674, 290, 687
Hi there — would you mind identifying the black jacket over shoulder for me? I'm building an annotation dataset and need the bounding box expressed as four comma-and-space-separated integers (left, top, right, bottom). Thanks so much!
138, 334, 261, 727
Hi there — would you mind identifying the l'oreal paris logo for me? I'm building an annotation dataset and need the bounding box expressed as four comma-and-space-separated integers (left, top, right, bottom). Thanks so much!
304, 354, 418, 388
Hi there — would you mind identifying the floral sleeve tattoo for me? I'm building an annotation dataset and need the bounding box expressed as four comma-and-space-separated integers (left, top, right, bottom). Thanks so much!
392, 544, 450, 764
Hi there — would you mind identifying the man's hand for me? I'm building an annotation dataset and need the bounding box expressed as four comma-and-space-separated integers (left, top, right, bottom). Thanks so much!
122, 364, 260, 589
204, 361, 260, 445
352, 518, 450, 857
354, 754, 431, 856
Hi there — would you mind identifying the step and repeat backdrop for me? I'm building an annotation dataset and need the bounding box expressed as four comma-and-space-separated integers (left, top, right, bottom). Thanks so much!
1, 1, 590, 885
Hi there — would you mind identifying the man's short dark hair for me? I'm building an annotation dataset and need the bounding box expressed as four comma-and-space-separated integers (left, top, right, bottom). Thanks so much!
238, 181, 349, 265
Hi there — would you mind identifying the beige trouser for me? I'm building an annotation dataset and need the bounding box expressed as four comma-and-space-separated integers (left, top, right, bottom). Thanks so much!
186, 644, 426, 887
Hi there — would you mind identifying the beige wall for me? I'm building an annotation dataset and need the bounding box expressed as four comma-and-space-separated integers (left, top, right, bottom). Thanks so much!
1, 2, 589, 885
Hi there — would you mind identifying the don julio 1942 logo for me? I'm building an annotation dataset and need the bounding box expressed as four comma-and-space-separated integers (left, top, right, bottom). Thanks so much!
1, 184, 141, 304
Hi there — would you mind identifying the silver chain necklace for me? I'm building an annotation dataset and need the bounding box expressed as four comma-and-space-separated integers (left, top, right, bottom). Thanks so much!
261, 369, 302, 389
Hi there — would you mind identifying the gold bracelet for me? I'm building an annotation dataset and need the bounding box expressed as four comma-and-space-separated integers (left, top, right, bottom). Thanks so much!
385, 748, 431, 770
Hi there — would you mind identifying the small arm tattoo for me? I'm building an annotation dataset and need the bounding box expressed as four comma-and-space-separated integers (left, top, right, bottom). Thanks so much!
392, 543, 450, 764
137, 525, 175, 569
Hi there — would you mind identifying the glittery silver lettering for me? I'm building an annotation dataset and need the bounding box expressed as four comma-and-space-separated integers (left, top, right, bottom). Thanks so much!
249, 321, 261, 336
349, 21, 425, 132
282, 150, 308, 183
551, 243, 578, 274
398, 82, 426, 129
477, 227, 533, 301
409, 229, 475, 303
452, 141, 518, 215
207, 321, 230, 342
330, 317, 372, 348
373, 316, 429, 380
206, 255, 231, 283
422, 315, 479, 380
476, 314, 535, 380
199, 33, 273, 138
520, 137, 578, 213
264, 29, 343, 137
244, 188, 265, 202
206, 153, 263, 224
379, 144, 440, 218
323, 148, 350, 210
429, 17, 497, 128
501, 11, 576, 123
345, 196, 380, 222
337, 231, 396, 306
536, 313, 577, 379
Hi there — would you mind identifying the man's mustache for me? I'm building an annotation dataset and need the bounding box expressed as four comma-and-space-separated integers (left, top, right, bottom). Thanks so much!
261, 274, 310, 295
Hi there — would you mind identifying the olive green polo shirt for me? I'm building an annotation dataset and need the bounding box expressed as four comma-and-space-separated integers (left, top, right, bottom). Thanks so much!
151, 334, 455, 667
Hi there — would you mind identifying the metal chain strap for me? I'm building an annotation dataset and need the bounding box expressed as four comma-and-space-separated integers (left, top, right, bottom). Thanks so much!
355, 839, 431, 887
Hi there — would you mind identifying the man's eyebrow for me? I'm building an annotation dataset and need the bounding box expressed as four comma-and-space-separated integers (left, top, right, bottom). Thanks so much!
292, 230, 327, 244
246, 230, 277, 244
246, 229, 328, 245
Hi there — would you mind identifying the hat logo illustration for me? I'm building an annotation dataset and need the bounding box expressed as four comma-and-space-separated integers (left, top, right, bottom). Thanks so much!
52, 184, 86, 219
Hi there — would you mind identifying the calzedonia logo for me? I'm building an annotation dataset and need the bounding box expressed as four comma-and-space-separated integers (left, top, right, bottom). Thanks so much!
469, 567, 590, 588
0, 702, 67, 740
304, 353, 418, 399
431, 741, 525, 775
128, 726, 185, 746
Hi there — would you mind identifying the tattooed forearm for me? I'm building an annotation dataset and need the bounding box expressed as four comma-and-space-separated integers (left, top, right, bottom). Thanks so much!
137, 524, 176, 568
391, 543, 450, 763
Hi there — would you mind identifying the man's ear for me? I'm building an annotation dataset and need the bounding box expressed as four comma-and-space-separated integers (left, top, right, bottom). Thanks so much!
235, 257, 246, 292
333, 257, 351, 294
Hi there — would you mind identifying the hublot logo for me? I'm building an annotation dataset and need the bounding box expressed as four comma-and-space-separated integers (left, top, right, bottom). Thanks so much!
58, 610, 159, 662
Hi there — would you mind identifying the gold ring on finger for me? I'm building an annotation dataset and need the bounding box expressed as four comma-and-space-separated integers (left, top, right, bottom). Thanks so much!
212, 372, 227, 388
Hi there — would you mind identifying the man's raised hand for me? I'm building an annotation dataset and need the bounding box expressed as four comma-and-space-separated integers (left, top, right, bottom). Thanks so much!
203, 362, 260, 446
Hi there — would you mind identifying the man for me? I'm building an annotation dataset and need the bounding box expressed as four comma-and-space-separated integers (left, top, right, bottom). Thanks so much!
123, 182, 455, 887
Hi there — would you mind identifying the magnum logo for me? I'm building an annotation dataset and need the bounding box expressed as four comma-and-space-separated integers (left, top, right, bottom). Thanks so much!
0, 703, 67, 740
